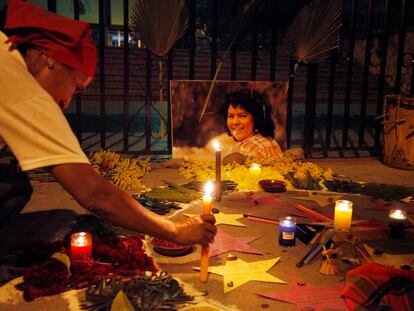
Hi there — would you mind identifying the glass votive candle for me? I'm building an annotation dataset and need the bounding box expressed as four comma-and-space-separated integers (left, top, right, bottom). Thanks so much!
334, 200, 353, 231
70, 232, 92, 261
249, 163, 261, 179
279, 216, 296, 247
389, 209, 406, 239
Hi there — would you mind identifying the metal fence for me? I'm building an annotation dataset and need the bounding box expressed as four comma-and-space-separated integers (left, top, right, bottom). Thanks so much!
47, 0, 414, 158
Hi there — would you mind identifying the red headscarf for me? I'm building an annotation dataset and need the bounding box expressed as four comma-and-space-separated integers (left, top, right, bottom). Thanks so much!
4, 0, 97, 77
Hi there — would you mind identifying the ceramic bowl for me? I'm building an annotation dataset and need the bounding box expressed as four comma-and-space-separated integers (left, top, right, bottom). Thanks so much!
151, 237, 194, 257
259, 179, 287, 193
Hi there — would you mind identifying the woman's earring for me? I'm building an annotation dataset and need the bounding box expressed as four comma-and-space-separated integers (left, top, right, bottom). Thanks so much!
47, 59, 54, 69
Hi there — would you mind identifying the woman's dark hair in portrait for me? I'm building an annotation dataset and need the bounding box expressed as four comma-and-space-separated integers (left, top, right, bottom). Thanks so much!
221, 88, 275, 138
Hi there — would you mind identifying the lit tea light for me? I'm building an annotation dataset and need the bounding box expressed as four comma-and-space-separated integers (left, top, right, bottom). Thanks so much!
389, 209, 406, 239
279, 216, 296, 247
213, 141, 221, 202
249, 163, 261, 178
200, 181, 214, 282
70, 232, 92, 261
334, 200, 353, 231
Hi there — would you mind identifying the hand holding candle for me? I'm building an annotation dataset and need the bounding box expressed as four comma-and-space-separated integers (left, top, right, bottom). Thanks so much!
200, 181, 213, 282
334, 200, 353, 231
213, 140, 221, 202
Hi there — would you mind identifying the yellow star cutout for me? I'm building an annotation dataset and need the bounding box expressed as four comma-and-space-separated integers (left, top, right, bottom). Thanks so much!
184, 212, 246, 227
291, 192, 343, 207
194, 254, 287, 293
363, 243, 414, 269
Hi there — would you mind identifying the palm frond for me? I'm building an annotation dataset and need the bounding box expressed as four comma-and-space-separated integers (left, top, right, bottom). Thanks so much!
199, 0, 263, 122
284, 0, 342, 64
129, 0, 188, 140
129, 0, 188, 57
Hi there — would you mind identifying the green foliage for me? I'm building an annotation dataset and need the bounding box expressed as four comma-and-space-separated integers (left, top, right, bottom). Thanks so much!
82, 272, 193, 311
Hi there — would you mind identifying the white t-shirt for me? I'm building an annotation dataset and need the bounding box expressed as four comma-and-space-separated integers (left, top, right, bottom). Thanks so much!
0, 31, 89, 171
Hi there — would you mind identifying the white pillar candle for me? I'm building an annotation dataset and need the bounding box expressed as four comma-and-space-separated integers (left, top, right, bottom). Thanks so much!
200, 181, 213, 282
334, 200, 353, 231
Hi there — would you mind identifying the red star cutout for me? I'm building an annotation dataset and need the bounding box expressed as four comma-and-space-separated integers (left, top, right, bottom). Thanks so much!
258, 277, 346, 311
244, 193, 289, 209
209, 228, 263, 258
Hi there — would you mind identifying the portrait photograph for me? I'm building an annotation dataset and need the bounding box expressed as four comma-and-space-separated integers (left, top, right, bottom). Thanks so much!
170, 80, 287, 160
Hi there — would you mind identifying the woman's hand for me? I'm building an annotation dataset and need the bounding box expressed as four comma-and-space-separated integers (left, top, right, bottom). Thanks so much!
173, 215, 216, 247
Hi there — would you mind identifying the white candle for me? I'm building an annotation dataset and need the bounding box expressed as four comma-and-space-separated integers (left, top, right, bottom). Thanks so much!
389, 209, 407, 239
200, 181, 213, 282
389, 209, 406, 220
213, 141, 221, 202
334, 200, 353, 231
249, 163, 261, 179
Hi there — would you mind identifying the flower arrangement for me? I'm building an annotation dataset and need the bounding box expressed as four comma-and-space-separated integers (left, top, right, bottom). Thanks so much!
90, 150, 151, 190
180, 157, 334, 191
17, 235, 157, 301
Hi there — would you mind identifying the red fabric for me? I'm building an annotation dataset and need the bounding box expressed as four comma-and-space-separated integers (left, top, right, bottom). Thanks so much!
4, 0, 96, 77
343, 263, 414, 311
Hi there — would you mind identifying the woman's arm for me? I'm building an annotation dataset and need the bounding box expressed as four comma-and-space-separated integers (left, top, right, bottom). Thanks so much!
51, 163, 216, 246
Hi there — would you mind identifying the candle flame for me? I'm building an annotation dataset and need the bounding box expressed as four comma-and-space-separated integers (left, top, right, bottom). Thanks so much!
71, 232, 91, 246
390, 209, 406, 219
335, 199, 353, 211
204, 181, 214, 196
250, 163, 261, 170
213, 140, 220, 151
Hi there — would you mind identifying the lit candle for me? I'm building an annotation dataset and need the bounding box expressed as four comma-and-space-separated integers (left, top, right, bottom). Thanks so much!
389, 209, 406, 239
200, 181, 213, 282
249, 163, 261, 179
213, 140, 221, 202
279, 216, 296, 247
70, 232, 92, 262
334, 200, 353, 231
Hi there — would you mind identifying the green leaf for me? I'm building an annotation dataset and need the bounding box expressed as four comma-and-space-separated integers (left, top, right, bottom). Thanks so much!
51, 252, 71, 273
111, 290, 134, 311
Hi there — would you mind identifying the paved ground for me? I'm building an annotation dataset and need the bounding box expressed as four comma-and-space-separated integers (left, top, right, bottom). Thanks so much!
21, 157, 414, 216
0, 157, 413, 310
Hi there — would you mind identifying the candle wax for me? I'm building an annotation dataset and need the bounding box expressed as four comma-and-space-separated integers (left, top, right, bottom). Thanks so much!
70, 232, 92, 261
279, 218, 296, 247
200, 189, 213, 282
334, 200, 353, 231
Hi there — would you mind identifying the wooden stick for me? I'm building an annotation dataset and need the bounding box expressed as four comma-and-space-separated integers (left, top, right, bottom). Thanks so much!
293, 204, 333, 222
243, 214, 279, 225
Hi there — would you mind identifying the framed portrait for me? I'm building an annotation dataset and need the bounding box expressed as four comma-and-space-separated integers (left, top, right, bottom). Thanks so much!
170, 80, 287, 159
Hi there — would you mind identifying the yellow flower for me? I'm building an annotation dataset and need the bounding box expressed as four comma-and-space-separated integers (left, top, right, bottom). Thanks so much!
180, 157, 335, 191
89, 150, 150, 190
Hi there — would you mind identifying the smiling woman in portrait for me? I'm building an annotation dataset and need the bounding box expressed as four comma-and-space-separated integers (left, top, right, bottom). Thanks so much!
221, 88, 283, 164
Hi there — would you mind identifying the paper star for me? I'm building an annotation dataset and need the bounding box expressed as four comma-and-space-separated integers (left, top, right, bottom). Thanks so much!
184, 212, 246, 227
230, 192, 288, 209
291, 192, 343, 207
194, 254, 287, 293
363, 243, 414, 269
368, 199, 414, 213
258, 278, 346, 311
209, 228, 263, 257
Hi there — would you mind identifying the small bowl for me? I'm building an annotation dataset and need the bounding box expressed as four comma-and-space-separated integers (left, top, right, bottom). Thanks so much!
259, 180, 287, 193
151, 237, 194, 257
